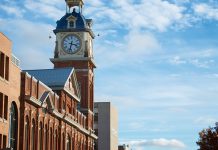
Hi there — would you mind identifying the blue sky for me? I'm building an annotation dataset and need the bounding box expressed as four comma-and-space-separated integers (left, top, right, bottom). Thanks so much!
1, 0, 218, 149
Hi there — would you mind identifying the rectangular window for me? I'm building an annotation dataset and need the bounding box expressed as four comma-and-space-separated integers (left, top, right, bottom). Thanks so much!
0, 52, 5, 78
70, 21, 74, 27
0, 93, 3, 118
5, 56, 9, 81
4, 95, 8, 120
3, 135, 6, 148
0, 134, 2, 149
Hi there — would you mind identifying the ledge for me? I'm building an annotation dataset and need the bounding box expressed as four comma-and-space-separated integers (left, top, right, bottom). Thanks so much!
50, 57, 96, 68
25, 94, 97, 139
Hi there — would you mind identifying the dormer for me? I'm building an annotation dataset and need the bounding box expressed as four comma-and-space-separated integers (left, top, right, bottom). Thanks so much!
67, 15, 77, 28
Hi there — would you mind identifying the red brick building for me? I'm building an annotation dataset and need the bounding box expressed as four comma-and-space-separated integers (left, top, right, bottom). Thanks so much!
0, 0, 97, 149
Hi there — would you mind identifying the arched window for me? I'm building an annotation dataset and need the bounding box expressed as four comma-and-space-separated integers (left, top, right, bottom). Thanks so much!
54, 130, 57, 150
50, 127, 53, 150
9, 102, 17, 150
66, 134, 71, 150
25, 116, 29, 150
44, 125, 48, 150
31, 119, 35, 150
72, 135, 74, 150
62, 133, 65, 150
39, 122, 43, 150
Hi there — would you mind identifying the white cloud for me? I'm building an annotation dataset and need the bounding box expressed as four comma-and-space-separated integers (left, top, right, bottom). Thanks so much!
86, 0, 185, 32
169, 56, 187, 65
86, 0, 104, 7
194, 3, 218, 20
190, 59, 214, 68
129, 139, 186, 149
95, 31, 160, 68
125, 30, 160, 56
0, 18, 54, 69
0, 5, 25, 18
24, 0, 64, 20
168, 49, 217, 68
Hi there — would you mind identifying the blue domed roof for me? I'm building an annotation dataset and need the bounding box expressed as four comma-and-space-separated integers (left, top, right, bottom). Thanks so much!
56, 10, 87, 30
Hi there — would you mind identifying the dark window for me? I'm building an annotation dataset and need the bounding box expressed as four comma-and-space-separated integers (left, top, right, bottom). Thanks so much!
0, 52, 4, 78
50, 127, 53, 150
62, 133, 65, 150
5, 56, 9, 81
72, 136, 74, 150
39, 122, 43, 150
54, 130, 57, 150
3, 135, 7, 148
69, 21, 74, 28
9, 102, 17, 150
44, 125, 48, 150
31, 119, 35, 150
0, 93, 3, 118
4, 95, 8, 120
0, 134, 2, 148
67, 134, 71, 150
25, 116, 29, 150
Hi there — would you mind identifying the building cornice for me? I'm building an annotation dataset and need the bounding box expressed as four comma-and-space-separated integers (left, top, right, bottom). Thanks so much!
53, 28, 95, 38
25, 94, 97, 139
50, 57, 96, 68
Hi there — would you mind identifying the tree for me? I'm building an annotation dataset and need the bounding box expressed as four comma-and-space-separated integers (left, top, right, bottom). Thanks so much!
197, 123, 218, 150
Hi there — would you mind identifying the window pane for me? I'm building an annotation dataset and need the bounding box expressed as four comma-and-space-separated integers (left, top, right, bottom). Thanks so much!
31, 120, 35, 150
50, 128, 53, 150
0, 53, 4, 78
69, 21, 74, 28
0, 93, 3, 118
9, 103, 17, 150
0, 134, 2, 149
62, 133, 65, 150
4, 95, 8, 120
5, 56, 9, 81
3, 135, 7, 148
39, 123, 43, 150
44, 125, 48, 150
25, 118, 29, 150
54, 131, 56, 150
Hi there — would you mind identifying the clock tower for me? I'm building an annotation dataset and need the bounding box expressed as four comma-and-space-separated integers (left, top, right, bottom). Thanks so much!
50, 0, 96, 132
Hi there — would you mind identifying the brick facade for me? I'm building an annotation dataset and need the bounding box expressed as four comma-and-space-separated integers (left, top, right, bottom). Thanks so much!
0, 1, 98, 149
0, 32, 21, 150
0, 24, 96, 150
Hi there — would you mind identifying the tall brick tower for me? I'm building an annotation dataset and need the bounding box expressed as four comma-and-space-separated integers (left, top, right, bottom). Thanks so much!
50, 0, 96, 137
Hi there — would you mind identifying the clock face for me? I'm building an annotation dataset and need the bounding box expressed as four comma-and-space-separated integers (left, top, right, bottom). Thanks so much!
62, 34, 81, 54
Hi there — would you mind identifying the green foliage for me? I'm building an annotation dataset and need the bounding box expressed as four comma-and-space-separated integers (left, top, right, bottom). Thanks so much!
197, 123, 218, 150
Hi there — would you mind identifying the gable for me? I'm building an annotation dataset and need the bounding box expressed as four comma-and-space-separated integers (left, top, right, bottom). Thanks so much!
64, 69, 81, 101
39, 91, 55, 110
67, 15, 77, 21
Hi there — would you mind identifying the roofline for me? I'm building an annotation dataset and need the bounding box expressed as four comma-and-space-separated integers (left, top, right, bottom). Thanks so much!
22, 67, 74, 72
50, 87, 81, 102
53, 28, 95, 38
22, 72, 58, 97
0, 32, 12, 42
65, 69, 81, 99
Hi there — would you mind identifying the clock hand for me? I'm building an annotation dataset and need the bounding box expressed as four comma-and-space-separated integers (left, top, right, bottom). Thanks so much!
69, 42, 74, 51
72, 44, 79, 47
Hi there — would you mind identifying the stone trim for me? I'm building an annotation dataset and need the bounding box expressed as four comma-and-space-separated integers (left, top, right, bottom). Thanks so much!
25, 94, 97, 139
